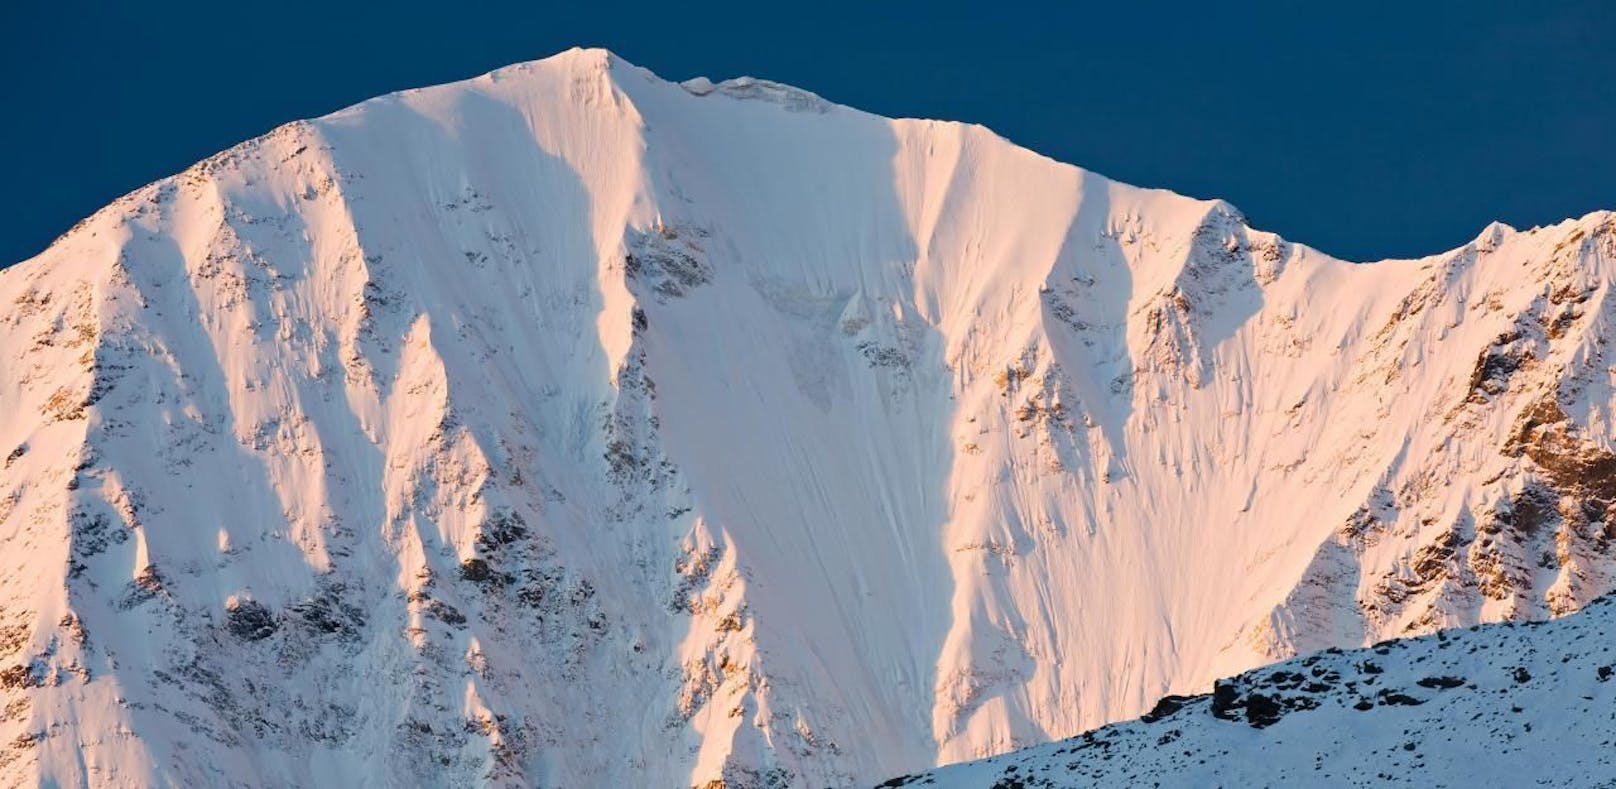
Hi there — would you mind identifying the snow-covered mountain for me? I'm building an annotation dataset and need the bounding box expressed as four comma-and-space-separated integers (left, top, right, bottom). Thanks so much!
874, 592, 1616, 788
2, 47, 1614, 788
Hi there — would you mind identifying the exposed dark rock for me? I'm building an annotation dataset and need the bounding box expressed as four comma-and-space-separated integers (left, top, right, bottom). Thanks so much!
1268, 670, 1306, 689
476, 511, 529, 550
1410, 530, 1461, 584
1243, 693, 1285, 728
1210, 680, 1241, 721
624, 224, 713, 301
0, 660, 43, 689
419, 598, 466, 626
1140, 694, 1196, 723
459, 558, 493, 583
288, 587, 366, 637
116, 565, 167, 609
1377, 690, 1424, 706
1466, 336, 1529, 402
1508, 395, 1616, 508
1415, 675, 1466, 690
225, 599, 278, 641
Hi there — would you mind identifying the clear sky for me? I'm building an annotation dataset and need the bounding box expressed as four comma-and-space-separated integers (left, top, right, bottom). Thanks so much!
3, 1, 1612, 265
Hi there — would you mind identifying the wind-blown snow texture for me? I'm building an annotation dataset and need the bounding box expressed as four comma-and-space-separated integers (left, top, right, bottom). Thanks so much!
876, 594, 1616, 788
2, 48, 1615, 788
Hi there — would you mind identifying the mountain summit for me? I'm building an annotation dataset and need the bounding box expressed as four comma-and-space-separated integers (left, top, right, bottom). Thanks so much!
2, 48, 1614, 787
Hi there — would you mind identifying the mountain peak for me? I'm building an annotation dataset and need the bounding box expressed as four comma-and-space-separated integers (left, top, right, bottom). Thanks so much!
511, 44, 619, 71
3, 50, 1615, 789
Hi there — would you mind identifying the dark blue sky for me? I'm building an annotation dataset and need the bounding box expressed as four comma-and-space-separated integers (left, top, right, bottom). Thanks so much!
4, 1, 1612, 264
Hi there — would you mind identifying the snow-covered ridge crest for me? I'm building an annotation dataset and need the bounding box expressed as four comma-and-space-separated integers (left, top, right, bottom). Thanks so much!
678, 75, 832, 113
876, 592, 1616, 787
2, 47, 1616, 788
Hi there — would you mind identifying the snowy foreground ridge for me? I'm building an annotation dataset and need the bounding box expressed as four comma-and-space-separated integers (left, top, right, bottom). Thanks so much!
2, 47, 1615, 788
874, 593, 1616, 788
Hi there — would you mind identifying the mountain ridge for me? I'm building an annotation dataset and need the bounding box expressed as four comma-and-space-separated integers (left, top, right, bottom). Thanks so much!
20, 47, 1611, 273
872, 591, 1616, 787
2, 48, 1615, 788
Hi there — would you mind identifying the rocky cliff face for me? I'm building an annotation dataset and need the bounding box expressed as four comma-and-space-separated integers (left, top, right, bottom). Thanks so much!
1, 48, 1614, 788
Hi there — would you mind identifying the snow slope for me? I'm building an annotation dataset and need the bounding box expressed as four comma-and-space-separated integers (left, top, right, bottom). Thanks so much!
2, 47, 1616, 787
874, 592, 1616, 788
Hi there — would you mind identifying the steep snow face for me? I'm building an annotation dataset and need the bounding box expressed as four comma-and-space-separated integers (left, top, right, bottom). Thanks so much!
875, 593, 1616, 788
2, 47, 1615, 788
